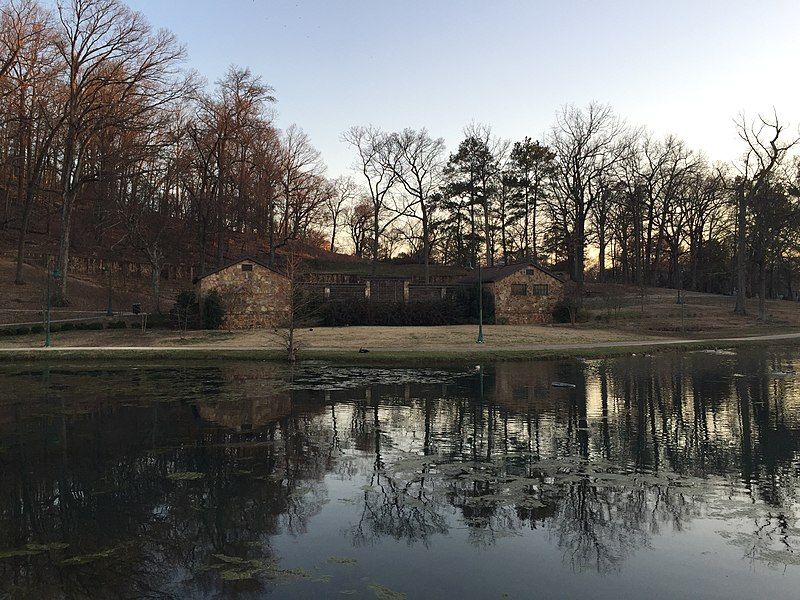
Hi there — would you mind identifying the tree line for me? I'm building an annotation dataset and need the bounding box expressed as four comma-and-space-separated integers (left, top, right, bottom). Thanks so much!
1, 0, 798, 315
338, 108, 800, 318
0, 0, 335, 308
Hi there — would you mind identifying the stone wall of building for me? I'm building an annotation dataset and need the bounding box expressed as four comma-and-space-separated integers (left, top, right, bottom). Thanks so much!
491, 268, 563, 324
197, 261, 290, 329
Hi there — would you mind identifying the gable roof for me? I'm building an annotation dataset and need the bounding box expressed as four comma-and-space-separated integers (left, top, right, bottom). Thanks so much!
457, 261, 565, 285
194, 256, 286, 282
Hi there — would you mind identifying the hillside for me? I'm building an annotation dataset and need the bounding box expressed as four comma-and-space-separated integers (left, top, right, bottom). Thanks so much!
0, 256, 184, 325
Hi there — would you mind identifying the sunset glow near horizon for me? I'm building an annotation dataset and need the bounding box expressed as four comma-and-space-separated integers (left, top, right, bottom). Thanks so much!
121, 0, 800, 177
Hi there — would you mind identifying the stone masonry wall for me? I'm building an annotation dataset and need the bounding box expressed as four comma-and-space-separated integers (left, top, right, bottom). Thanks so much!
491, 268, 563, 325
197, 262, 290, 329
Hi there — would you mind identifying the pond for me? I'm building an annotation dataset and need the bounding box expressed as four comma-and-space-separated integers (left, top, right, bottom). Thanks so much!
1, 348, 800, 598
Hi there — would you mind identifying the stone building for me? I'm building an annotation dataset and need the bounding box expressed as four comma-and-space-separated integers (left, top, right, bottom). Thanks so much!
196, 257, 290, 329
458, 261, 565, 324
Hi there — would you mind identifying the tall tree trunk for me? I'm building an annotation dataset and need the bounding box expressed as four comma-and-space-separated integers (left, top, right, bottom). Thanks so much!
55, 189, 75, 305
523, 189, 530, 259
14, 184, 35, 285
500, 196, 508, 265
268, 196, 275, 266
670, 243, 680, 289
421, 207, 430, 284
757, 264, 767, 321
573, 214, 585, 285
371, 209, 380, 273
151, 262, 161, 313
468, 201, 477, 268
54, 128, 80, 306
598, 236, 606, 283
216, 216, 224, 267
483, 201, 492, 267
531, 194, 538, 261
734, 187, 748, 315
198, 211, 208, 276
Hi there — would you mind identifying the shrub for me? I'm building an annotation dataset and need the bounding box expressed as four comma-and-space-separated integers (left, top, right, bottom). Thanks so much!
314, 297, 471, 327
86, 322, 103, 330
552, 300, 589, 324
108, 320, 128, 329
552, 282, 589, 325
144, 312, 172, 330
29, 324, 44, 334
170, 290, 201, 330
202, 290, 226, 329
462, 285, 495, 324
60, 322, 75, 331
14, 326, 30, 335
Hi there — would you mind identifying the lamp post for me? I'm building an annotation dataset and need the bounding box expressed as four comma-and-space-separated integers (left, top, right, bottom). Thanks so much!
476, 261, 484, 344
45, 264, 60, 348
466, 260, 485, 344
104, 265, 113, 317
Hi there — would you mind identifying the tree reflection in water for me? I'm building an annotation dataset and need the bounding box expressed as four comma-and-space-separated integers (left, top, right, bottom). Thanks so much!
0, 348, 798, 597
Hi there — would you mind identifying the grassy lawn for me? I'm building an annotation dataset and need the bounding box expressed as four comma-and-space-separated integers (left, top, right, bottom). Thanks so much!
583, 287, 800, 338
0, 324, 658, 350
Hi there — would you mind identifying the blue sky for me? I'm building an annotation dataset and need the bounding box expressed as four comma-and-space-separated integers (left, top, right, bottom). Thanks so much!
125, 0, 800, 176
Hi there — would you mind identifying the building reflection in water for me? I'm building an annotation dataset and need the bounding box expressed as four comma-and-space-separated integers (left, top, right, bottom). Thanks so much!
0, 348, 798, 597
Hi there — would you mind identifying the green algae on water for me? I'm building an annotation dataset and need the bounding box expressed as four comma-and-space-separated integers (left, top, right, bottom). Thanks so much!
0, 542, 69, 560
369, 583, 407, 600
167, 471, 205, 481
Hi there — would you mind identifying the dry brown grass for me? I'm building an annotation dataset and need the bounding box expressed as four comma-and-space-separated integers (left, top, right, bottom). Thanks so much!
584, 285, 800, 338
0, 323, 658, 350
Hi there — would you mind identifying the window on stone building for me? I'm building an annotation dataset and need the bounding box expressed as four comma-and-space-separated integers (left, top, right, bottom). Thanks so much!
532, 284, 549, 296
241, 263, 253, 272
526, 268, 535, 275
511, 284, 528, 296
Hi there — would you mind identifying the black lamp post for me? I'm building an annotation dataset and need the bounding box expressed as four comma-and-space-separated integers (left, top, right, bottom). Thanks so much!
466, 261, 485, 344
676, 265, 686, 332
476, 261, 484, 344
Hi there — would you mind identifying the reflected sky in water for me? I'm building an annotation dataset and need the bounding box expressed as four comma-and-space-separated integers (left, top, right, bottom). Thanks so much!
1, 348, 800, 598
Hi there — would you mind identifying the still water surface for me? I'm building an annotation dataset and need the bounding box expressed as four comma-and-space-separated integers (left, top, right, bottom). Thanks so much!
1, 348, 800, 598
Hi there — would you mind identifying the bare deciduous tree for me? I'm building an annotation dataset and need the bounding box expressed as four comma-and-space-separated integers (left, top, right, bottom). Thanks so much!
52, 0, 186, 304
342, 125, 410, 273
549, 103, 627, 285
326, 175, 357, 253
733, 111, 798, 317
388, 127, 445, 282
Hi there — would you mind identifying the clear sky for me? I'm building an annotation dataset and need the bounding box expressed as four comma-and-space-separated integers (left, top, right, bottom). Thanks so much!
125, 0, 800, 177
